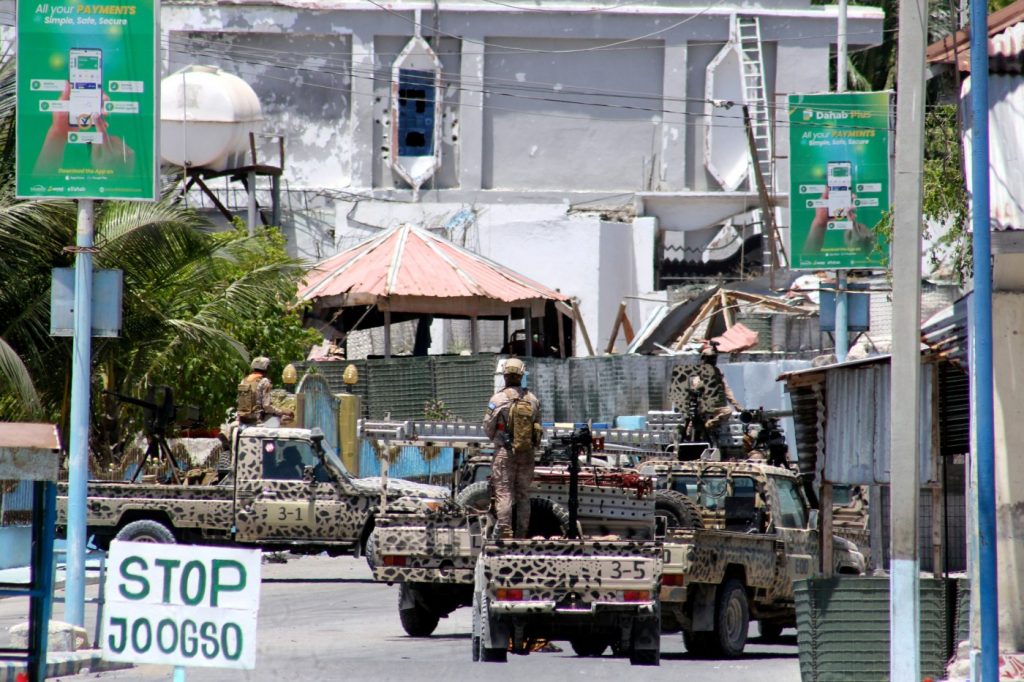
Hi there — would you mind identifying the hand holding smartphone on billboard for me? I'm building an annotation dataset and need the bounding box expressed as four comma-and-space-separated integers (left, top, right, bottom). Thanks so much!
68, 48, 102, 130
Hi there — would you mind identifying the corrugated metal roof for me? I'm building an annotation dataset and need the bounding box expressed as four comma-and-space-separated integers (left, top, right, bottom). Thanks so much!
927, 0, 1024, 73
298, 224, 568, 316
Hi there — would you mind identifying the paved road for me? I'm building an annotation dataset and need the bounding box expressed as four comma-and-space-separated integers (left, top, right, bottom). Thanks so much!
3, 553, 802, 682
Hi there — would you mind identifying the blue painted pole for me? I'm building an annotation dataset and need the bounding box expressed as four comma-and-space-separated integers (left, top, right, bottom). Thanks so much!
65, 199, 94, 628
968, 1, 998, 678
835, 271, 849, 362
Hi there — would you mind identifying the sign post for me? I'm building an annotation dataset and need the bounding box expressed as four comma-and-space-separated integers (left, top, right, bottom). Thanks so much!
17, 0, 159, 626
103, 542, 261, 673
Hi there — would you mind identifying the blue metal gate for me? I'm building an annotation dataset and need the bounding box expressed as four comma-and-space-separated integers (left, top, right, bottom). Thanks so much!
295, 374, 340, 456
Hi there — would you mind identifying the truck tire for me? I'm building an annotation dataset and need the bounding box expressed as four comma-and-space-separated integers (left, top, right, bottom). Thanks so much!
455, 481, 492, 513
457, 482, 572, 538
653, 490, 705, 530
114, 519, 176, 544
714, 578, 750, 657
364, 530, 378, 572
398, 584, 440, 637
569, 637, 608, 657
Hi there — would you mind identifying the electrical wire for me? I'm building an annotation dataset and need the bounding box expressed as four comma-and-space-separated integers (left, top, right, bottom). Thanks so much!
362, 0, 735, 54
165, 32, 898, 116
161, 38, 898, 133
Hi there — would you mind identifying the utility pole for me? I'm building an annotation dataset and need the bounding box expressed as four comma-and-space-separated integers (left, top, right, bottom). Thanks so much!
890, 0, 927, 679
969, 0, 998, 676
834, 0, 850, 363
65, 199, 95, 628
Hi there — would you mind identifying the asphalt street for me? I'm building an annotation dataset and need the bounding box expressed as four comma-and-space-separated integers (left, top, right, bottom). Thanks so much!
2, 553, 803, 682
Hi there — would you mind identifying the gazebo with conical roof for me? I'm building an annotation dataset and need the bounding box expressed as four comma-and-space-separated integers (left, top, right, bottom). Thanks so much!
298, 224, 586, 357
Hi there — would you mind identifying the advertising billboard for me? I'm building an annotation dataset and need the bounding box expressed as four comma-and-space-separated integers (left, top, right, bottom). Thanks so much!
16, 0, 158, 200
788, 92, 891, 270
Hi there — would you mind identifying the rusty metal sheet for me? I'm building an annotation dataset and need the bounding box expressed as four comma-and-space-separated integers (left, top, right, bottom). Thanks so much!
298, 224, 568, 316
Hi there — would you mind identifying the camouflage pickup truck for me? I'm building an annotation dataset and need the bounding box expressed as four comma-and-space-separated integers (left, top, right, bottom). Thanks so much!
57, 426, 447, 553
369, 465, 659, 637
472, 538, 663, 665
640, 457, 866, 657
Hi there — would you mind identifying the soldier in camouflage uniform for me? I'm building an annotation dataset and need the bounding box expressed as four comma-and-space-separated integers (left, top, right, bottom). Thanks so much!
483, 358, 541, 539
700, 343, 742, 433
238, 356, 293, 425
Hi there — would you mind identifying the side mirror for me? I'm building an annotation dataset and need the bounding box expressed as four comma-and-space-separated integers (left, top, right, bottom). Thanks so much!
303, 465, 316, 484
807, 509, 820, 530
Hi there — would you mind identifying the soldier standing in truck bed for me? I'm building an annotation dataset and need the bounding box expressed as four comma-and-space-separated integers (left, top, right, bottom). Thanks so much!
237, 356, 293, 425
483, 358, 541, 539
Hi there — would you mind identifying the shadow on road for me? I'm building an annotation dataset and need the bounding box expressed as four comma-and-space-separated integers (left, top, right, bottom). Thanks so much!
661, 651, 798, 662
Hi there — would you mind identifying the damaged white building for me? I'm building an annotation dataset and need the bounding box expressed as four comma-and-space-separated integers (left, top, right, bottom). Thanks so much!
157, 0, 885, 354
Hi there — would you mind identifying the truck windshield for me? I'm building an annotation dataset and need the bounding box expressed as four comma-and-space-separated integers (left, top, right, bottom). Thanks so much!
773, 477, 808, 529
261, 440, 333, 482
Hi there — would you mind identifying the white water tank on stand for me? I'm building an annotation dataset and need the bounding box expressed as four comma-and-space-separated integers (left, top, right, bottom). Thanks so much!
160, 65, 263, 172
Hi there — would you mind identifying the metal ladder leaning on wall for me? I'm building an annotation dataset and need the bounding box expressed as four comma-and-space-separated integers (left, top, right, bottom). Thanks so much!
735, 14, 773, 190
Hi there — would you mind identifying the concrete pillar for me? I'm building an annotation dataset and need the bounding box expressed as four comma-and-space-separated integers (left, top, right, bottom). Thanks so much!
459, 39, 485, 190
659, 44, 687, 191
351, 33, 376, 190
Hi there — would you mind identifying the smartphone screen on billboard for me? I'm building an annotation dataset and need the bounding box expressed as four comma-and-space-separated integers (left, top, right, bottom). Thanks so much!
68, 48, 102, 128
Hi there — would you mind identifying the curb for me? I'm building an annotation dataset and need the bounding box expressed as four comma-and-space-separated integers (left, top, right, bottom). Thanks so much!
0, 651, 133, 681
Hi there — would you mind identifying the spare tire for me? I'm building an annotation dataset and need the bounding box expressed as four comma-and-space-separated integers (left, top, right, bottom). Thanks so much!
525, 497, 572, 538
654, 490, 705, 530
456, 481, 573, 538
454, 480, 491, 514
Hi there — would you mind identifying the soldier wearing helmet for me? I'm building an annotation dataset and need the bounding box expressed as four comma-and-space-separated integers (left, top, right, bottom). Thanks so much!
237, 356, 294, 425
699, 341, 742, 433
483, 357, 541, 539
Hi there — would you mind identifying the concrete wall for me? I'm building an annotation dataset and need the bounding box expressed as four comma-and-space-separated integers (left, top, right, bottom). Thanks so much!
992, 291, 1024, 650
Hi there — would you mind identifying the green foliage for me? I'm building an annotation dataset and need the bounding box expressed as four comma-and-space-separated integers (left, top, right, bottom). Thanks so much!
921, 104, 970, 280
869, 105, 969, 282
424, 397, 456, 422
0, 55, 320, 437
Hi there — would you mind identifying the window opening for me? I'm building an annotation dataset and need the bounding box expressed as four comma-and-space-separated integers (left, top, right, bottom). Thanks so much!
397, 69, 435, 157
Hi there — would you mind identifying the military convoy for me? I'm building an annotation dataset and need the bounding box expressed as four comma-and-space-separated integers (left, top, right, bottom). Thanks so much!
66, 359, 868, 666
56, 425, 448, 553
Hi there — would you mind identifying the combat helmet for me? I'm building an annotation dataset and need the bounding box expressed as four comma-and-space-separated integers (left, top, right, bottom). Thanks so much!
251, 356, 271, 371
503, 357, 525, 376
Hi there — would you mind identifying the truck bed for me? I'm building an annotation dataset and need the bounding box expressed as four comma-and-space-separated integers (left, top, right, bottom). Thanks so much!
371, 511, 482, 585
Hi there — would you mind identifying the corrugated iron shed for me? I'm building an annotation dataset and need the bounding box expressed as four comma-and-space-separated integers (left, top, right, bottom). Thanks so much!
780, 356, 938, 486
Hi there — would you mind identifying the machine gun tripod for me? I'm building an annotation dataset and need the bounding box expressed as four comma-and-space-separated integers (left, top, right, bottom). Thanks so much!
103, 386, 201, 484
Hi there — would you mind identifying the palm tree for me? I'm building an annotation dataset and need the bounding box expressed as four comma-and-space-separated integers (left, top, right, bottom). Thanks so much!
0, 56, 314, 443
